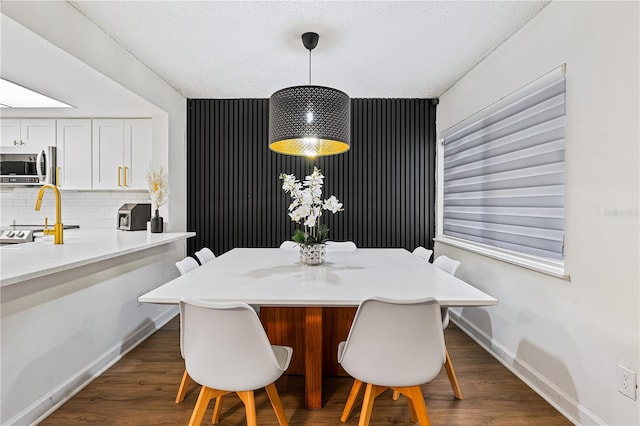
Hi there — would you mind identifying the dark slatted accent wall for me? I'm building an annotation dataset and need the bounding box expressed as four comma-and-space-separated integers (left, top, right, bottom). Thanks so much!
187, 98, 436, 256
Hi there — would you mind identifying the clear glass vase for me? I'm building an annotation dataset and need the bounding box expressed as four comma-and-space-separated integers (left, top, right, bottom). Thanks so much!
299, 243, 326, 265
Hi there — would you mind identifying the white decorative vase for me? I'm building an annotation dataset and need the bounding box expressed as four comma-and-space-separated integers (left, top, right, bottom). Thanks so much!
299, 243, 326, 265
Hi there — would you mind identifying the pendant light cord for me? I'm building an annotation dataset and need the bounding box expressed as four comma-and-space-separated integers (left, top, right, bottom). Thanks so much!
308, 49, 312, 85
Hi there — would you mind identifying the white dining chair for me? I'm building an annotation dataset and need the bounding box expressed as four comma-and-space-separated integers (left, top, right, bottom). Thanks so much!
432, 255, 464, 399
279, 241, 298, 250
175, 256, 199, 276
194, 247, 216, 265
412, 246, 433, 262
433, 255, 461, 276
180, 298, 292, 426
432, 255, 461, 328
325, 241, 357, 251
174, 255, 201, 403
338, 297, 445, 426
392, 254, 464, 402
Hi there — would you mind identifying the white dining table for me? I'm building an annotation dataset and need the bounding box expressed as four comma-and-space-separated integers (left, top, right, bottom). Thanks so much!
139, 247, 497, 408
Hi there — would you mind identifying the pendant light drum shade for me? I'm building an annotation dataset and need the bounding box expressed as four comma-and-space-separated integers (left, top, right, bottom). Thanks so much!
269, 85, 351, 156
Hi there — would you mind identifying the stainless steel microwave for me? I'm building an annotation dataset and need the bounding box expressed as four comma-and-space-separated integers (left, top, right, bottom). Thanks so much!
0, 146, 56, 186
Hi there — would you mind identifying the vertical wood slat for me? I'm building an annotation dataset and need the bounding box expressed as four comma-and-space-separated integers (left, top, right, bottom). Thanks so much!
187, 98, 436, 256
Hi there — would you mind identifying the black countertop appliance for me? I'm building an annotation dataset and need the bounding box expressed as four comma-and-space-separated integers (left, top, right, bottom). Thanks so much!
117, 203, 151, 231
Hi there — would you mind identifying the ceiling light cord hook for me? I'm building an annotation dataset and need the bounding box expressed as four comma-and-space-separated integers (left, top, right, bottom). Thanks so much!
301, 32, 319, 86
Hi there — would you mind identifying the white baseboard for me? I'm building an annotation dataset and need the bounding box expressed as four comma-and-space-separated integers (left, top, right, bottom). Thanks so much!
8, 306, 179, 426
450, 311, 605, 426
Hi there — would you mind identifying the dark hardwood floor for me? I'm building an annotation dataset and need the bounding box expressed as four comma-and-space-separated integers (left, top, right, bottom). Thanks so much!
41, 317, 571, 425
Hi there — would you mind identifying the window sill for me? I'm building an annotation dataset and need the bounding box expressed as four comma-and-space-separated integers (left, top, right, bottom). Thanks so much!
434, 236, 570, 281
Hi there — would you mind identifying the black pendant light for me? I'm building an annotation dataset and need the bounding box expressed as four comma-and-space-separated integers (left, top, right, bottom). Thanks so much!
269, 32, 351, 157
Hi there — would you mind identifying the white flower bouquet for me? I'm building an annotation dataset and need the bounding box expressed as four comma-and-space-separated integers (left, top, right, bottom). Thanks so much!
146, 164, 168, 211
279, 166, 343, 246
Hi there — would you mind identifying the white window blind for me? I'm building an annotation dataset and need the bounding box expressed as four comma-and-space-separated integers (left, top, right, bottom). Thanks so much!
440, 67, 566, 261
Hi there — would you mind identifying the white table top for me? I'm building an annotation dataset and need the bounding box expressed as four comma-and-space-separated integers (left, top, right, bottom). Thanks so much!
0, 229, 195, 287
139, 248, 497, 307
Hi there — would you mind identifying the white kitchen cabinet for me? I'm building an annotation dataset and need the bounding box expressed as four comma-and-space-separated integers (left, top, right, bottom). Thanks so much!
56, 119, 92, 189
0, 119, 21, 146
123, 119, 152, 190
92, 119, 151, 190
0, 118, 56, 151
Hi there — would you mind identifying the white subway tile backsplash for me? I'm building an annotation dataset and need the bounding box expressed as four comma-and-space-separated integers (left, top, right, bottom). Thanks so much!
0, 188, 149, 229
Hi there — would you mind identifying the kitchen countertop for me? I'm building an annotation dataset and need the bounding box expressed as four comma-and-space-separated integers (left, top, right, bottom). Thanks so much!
0, 229, 195, 287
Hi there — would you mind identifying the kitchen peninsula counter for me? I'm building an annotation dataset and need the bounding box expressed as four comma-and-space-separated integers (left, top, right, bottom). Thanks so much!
1, 228, 193, 425
0, 229, 195, 287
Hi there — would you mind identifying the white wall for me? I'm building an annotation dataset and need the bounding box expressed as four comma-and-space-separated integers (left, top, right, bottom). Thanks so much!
1, 1, 187, 231
436, 2, 639, 425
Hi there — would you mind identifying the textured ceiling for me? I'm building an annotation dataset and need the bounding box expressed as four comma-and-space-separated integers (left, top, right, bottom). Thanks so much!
70, 1, 548, 99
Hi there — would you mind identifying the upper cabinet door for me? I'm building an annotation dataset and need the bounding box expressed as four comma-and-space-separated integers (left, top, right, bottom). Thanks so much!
92, 118, 152, 190
0, 119, 21, 147
123, 119, 152, 190
57, 119, 92, 190
21, 119, 56, 151
92, 119, 125, 190
1, 119, 55, 151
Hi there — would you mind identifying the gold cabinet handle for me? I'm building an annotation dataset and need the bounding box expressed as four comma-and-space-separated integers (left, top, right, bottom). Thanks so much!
56, 167, 60, 187
123, 166, 128, 187
118, 166, 122, 187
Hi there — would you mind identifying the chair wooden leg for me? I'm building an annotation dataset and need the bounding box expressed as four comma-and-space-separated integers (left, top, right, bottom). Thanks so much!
406, 393, 418, 423
188, 386, 215, 426
237, 390, 258, 426
265, 383, 289, 426
357, 384, 385, 426
176, 368, 191, 403
188, 386, 229, 426
211, 394, 226, 424
392, 389, 400, 400
444, 348, 463, 399
393, 386, 431, 426
340, 379, 363, 422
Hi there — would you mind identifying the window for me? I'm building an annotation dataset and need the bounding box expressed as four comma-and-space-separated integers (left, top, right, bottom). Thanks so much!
439, 66, 566, 273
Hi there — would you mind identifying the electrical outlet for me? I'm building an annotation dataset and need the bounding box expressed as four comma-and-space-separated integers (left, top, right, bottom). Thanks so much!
617, 364, 637, 400
136, 290, 144, 308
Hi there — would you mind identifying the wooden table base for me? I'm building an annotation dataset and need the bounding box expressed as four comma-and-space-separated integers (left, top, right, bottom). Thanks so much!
260, 306, 357, 409
305, 307, 323, 409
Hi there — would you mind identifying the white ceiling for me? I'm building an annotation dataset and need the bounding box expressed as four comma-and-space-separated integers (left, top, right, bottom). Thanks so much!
69, 1, 549, 99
